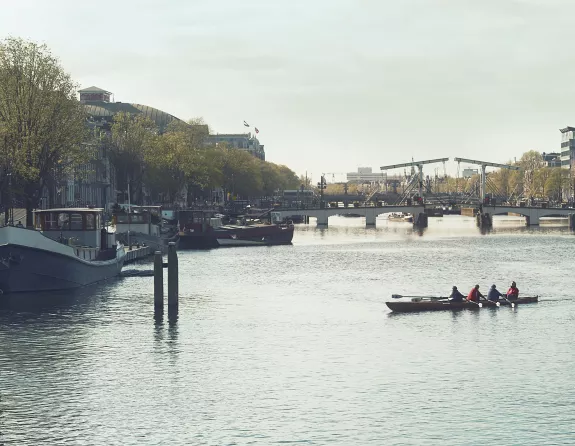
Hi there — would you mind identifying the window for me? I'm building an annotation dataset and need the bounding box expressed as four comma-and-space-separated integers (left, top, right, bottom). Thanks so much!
70, 213, 83, 230
57, 213, 70, 230
86, 214, 95, 230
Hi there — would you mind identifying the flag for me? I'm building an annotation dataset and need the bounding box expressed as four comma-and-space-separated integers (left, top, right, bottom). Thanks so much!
243, 121, 249, 127
255, 127, 259, 134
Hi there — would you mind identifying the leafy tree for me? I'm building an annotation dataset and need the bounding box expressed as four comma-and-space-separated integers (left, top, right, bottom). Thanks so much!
106, 112, 157, 204
145, 130, 189, 204
519, 150, 543, 197
544, 168, 565, 201
0, 37, 88, 225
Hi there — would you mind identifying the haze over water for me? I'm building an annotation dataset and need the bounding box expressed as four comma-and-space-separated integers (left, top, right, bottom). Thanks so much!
1, 216, 574, 445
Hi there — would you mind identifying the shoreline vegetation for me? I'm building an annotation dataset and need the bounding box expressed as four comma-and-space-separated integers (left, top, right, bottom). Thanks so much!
0, 37, 301, 226
0, 38, 568, 227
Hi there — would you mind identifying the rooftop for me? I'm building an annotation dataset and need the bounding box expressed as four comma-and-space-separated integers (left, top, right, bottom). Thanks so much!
34, 208, 104, 213
79, 86, 111, 94
85, 102, 181, 129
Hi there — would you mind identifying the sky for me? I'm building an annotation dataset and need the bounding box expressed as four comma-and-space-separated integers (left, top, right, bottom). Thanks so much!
1, 0, 574, 182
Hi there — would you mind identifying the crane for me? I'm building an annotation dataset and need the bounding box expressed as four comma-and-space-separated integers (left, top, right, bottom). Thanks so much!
453, 157, 520, 201
380, 158, 450, 198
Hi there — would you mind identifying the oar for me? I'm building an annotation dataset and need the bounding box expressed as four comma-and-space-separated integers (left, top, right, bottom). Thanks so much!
466, 299, 483, 308
502, 296, 515, 308
482, 298, 500, 307
391, 294, 447, 300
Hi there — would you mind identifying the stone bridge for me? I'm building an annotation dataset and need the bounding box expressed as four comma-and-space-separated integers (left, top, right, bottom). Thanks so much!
272, 205, 425, 227
482, 205, 575, 225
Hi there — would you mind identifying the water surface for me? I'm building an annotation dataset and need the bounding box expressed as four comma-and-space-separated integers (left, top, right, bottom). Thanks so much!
1, 216, 574, 445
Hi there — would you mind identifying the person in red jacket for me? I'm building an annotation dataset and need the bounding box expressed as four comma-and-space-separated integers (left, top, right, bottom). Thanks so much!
507, 281, 519, 300
467, 285, 484, 302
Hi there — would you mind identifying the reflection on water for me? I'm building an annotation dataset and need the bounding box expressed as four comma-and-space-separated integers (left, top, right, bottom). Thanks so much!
1, 215, 575, 445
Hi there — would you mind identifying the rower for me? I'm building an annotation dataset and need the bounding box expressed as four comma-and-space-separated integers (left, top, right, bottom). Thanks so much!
449, 286, 465, 302
487, 284, 503, 301
507, 281, 519, 300
467, 285, 484, 302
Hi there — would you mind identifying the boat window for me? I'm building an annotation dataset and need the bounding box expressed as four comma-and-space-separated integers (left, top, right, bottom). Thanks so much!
86, 213, 96, 230
44, 212, 58, 230
130, 214, 145, 224
35, 214, 43, 230
70, 213, 83, 230
57, 213, 70, 230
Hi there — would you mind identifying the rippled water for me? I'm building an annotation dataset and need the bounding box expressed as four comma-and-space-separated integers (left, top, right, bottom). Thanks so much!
1, 215, 575, 445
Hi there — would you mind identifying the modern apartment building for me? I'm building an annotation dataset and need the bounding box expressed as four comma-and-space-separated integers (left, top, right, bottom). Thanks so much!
346, 167, 387, 183
560, 127, 575, 169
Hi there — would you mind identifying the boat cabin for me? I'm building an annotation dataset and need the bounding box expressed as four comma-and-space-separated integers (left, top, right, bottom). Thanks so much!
178, 210, 223, 234
34, 208, 106, 251
114, 205, 162, 237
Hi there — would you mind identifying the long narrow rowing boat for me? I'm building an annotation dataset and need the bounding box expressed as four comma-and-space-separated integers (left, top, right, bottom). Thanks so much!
386, 296, 539, 313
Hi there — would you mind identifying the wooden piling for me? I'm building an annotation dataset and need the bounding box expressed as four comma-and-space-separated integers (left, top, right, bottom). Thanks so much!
569, 213, 575, 230
167, 241, 178, 309
154, 251, 163, 309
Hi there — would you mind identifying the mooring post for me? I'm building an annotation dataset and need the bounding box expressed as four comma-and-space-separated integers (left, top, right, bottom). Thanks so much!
569, 213, 575, 231
167, 241, 178, 310
154, 250, 163, 309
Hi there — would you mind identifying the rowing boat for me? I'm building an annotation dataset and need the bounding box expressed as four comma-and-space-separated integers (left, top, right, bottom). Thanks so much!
386, 296, 539, 313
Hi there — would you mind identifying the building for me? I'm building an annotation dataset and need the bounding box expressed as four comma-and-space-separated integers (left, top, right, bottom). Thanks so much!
542, 152, 561, 168
206, 133, 265, 160
462, 168, 479, 178
38, 87, 186, 209
560, 127, 575, 169
41, 86, 266, 209
80, 86, 182, 132
346, 167, 386, 183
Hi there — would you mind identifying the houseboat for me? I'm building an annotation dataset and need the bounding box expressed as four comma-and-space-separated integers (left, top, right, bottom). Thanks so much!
113, 205, 179, 253
0, 208, 125, 294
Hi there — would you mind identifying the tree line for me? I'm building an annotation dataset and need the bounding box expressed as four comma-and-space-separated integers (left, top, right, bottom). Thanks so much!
0, 37, 300, 225
105, 113, 300, 205
310, 151, 569, 203
444, 151, 567, 202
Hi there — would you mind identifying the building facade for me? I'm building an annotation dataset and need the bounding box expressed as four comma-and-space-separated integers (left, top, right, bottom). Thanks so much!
39, 87, 267, 209
206, 133, 265, 160
346, 167, 387, 183
560, 127, 575, 169
542, 152, 561, 168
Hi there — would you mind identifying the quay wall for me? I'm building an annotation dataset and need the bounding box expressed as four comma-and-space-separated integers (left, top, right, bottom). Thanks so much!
124, 246, 153, 264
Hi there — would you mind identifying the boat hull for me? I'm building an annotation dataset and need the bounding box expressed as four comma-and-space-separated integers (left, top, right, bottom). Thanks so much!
386, 296, 539, 313
0, 227, 125, 294
116, 231, 180, 253
215, 224, 294, 247
178, 233, 219, 249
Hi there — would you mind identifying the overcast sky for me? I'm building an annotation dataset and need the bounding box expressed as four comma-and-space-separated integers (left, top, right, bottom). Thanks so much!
1, 0, 574, 181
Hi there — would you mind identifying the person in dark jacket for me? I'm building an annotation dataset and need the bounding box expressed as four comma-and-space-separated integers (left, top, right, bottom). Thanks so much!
449, 286, 465, 302
487, 284, 503, 301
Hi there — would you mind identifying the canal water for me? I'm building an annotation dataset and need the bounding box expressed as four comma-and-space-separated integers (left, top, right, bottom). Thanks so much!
1, 215, 574, 445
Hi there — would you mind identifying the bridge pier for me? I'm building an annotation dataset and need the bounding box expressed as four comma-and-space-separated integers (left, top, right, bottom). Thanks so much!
414, 213, 428, 228
525, 215, 539, 226
569, 214, 575, 230
316, 214, 329, 226
365, 209, 377, 228
476, 213, 493, 229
